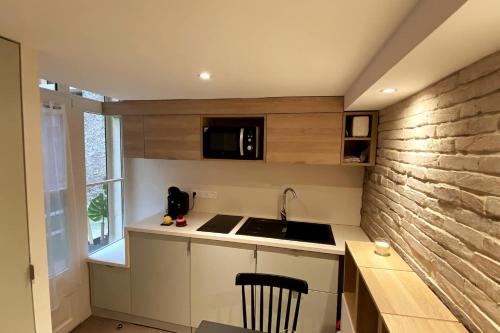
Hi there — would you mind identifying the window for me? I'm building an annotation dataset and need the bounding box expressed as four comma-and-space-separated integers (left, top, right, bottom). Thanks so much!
70, 86, 105, 102
42, 105, 71, 276
39, 79, 57, 91
84, 113, 123, 254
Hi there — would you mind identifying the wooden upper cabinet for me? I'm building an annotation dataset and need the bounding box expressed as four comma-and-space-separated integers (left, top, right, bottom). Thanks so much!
266, 113, 342, 165
122, 116, 145, 158
143, 115, 201, 160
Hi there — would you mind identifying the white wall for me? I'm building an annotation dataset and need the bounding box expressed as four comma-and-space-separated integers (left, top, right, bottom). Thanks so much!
124, 159, 364, 226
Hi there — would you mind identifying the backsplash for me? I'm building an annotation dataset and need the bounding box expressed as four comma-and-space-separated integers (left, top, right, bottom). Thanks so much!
124, 159, 364, 226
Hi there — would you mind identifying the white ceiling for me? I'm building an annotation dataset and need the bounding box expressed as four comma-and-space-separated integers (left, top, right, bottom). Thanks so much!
347, 0, 500, 110
0, 0, 418, 100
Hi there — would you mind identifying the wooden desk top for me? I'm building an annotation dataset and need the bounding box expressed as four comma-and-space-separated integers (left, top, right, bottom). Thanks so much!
359, 267, 457, 321
382, 314, 468, 333
346, 240, 412, 271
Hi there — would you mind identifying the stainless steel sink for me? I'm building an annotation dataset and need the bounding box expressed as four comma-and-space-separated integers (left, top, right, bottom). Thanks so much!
236, 217, 335, 245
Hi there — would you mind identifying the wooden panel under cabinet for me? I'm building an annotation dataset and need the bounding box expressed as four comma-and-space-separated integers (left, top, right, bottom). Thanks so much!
143, 115, 201, 160
266, 113, 342, 165
122, 115, 145, 158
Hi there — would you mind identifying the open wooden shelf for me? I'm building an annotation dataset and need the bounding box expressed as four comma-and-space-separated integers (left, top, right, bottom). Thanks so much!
341, 241, 466, 333
341, 111, 378, 166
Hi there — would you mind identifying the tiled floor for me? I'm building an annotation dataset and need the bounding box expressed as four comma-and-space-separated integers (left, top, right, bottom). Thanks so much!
71, 316, 168, 332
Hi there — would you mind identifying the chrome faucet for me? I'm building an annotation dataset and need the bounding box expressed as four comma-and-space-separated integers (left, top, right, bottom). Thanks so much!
280, 187, 297, 222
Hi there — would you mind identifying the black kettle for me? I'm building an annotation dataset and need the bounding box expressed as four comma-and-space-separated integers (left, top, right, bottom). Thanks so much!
167, 186, 189, 218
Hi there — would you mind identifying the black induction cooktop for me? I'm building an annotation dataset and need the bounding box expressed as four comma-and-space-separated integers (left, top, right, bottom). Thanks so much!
197, 214, 243, 234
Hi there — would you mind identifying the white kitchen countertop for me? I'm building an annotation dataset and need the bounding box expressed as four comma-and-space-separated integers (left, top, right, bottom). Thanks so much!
88, 211, 370, 267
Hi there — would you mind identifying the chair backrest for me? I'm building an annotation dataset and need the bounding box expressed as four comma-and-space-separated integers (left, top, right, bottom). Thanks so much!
235, 273, 308, 333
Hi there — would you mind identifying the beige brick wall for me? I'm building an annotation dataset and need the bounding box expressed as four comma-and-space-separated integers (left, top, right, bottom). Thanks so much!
360, 51, 500, 333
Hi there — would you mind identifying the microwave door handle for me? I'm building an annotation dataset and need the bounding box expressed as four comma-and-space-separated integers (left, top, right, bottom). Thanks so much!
255, 126, 260, 159
239, 128, 244, 157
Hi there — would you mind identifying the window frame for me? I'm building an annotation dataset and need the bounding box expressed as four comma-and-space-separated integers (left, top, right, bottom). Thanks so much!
84, 112, 124, 254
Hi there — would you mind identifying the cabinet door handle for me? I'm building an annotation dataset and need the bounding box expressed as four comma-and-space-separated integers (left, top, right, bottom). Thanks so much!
187, 239, 191, 254
254, 248, 257, 259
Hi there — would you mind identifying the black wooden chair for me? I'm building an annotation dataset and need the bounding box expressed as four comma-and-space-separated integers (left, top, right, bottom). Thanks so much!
235, 273, 308, 333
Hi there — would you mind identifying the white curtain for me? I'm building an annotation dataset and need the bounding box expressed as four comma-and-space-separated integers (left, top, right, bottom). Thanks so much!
41, 103, 81, 311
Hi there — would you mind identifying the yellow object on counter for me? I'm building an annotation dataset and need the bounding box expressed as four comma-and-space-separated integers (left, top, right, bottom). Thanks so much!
161, 215, 173, 226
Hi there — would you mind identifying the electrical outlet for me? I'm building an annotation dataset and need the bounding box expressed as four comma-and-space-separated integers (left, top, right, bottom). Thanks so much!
195, 190, 218, 199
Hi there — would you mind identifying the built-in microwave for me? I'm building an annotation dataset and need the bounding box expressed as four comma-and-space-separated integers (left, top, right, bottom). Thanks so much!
203, 125, 262, 160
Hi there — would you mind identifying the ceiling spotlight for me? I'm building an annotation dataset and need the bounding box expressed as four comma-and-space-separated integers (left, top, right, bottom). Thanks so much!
380, 87, 397, 94
199, 72, 211, 80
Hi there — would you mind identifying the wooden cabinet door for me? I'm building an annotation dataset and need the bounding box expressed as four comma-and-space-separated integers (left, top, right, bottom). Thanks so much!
130, 232, 190, 326
190, 239, 256, 328
122, 115, 144, 158
90, 264, 131, 313
266, 113, 342, 165
144, 115, 201, 160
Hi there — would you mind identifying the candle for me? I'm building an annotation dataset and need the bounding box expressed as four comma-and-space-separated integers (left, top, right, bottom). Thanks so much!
374, 238, 391, 256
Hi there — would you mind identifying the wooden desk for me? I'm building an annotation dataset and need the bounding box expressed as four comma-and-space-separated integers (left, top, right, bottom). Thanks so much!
382, 314, 468, 333
359, 267, 456, 321
197, 321, 259, 333
342, 241, 467, 333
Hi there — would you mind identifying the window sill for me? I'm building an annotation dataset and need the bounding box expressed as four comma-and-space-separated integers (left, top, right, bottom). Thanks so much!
87, 238, 127, 267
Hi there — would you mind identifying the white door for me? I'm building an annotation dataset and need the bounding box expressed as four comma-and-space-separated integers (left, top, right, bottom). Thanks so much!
129, 232, 191, 326
190, 239, 256, 328
0, 36, 36, 333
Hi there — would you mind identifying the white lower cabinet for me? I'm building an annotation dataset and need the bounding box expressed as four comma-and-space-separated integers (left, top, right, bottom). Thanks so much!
129, 232, 190, 327
90, 235, 341, 333
190, 239, 256, 328
300, 290, 338, 333
90, 264, 131, 313
256, 246, 340, 333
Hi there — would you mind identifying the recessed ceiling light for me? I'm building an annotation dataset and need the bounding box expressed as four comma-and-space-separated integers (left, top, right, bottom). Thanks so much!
199, 72, 211, 80
380, 87, 397, 94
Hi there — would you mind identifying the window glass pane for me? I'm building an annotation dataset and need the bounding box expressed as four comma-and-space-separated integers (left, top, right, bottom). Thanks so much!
86, 181, 124, 254
69, 86, 82, 96
39, 79, 57, 90
46, 190, 69, 277
84, 113, 107, 183
87, 184, 110, 253
70, 86, 104, 102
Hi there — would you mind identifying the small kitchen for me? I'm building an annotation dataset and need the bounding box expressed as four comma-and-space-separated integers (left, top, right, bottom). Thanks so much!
1, 1, 499, 333
88, 97, 373, 333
